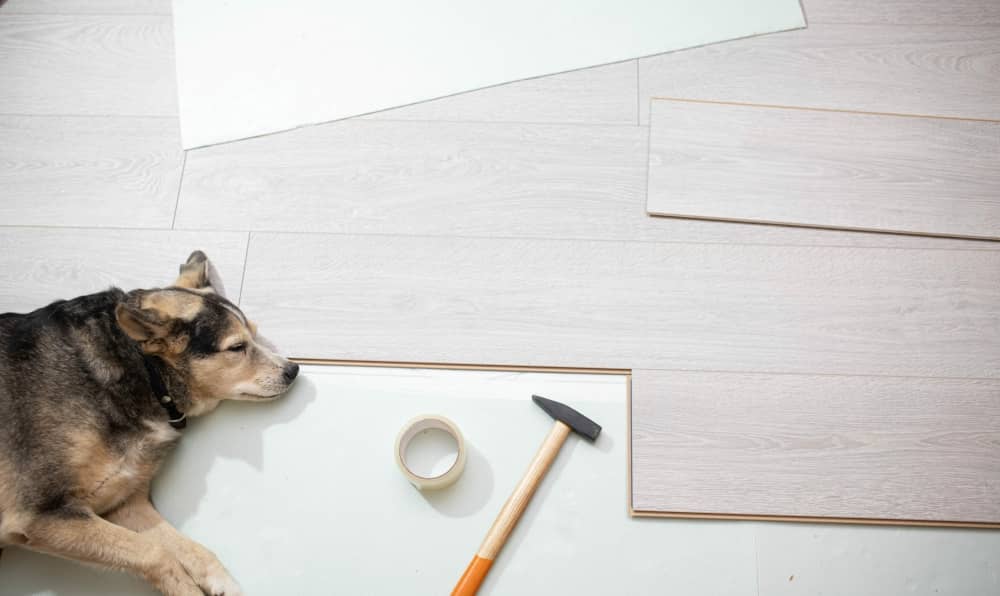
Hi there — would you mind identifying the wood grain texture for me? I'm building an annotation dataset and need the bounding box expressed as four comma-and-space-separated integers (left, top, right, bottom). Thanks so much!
0, 228, 248, 314
240, 233, 1000, 379
360, 60, 638, 125
630, 369, 1000, 522
805, 0, 1000, 25
646, 99, 1000, 239
638, 24, 1000, 123
0, 115, 184, 228
0, 14, 178, 115
176, 118, 994, 250
0, 0, 171, 14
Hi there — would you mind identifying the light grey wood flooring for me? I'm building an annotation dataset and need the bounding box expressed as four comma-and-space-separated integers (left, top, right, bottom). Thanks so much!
360, 61, 639, 125
0, 115, 184, 228
638, 24, 1000, 123
239, 232, 1000, 380
175, 116, 991, 249
2, 0, 999, 526
0, 13, 178, 115
647, 99, 1000, 239
0, 228, 248, 312
631, 369, 1000, 521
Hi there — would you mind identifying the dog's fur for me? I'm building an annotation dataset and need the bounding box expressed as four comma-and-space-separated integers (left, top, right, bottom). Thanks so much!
0, 251, 298, 595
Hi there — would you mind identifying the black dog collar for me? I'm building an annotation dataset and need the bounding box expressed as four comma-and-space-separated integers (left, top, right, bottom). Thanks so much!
142, 355, 187, 430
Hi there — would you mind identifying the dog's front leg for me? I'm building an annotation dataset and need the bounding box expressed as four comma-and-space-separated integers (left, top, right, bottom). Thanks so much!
23, 511, 202, 596
105, 490, 243, 596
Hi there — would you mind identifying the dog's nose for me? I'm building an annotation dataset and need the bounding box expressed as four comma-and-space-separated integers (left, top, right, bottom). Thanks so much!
283, 362, 300, 383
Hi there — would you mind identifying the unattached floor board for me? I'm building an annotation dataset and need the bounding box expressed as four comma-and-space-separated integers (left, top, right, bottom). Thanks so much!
646, 99, 1000, 239
239, 232, 1000, 525
630, 370, 1000, 525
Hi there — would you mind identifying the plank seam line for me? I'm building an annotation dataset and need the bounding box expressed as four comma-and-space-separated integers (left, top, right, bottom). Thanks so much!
172, 228, 1000, 252
3, 224, 998, 251
236, 232, 252, 305
170, 151, 188, 229
629, 509, 1000, 529
646, 213, 1000, 243
650, 96, 1000, 123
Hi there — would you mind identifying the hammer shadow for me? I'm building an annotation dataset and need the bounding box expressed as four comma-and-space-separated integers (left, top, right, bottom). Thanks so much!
479, 427, 616, 593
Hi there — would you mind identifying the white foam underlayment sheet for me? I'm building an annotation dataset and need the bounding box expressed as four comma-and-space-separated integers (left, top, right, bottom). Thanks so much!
172, 0, 806, 148
3, 366, 999, 594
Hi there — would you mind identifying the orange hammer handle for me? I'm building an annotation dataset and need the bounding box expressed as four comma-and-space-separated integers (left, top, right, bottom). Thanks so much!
452, 556, 493, 596
450, 421, 572, 595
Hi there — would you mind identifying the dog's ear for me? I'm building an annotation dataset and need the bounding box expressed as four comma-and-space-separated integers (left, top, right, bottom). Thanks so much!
173, 250, 217, 293
115, 295, 190, 355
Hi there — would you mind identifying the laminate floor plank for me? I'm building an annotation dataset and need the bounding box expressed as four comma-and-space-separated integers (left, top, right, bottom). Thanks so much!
631, 369, 1000, 522
638, 24, 1000, 123
360, 60, 638, 125
647, 99, 1000, 239
240, 233, 1000, 380
176, 118, 993, 250
0, 0, 171, 15
0, 115, 184, 228
0, 14, 178, 116
0, 228, 248, 314
804, 0, 1000, 25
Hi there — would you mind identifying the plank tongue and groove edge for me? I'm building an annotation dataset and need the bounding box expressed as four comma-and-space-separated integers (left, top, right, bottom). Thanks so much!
240, 232, 1000, 525
646, 98, 1000, 240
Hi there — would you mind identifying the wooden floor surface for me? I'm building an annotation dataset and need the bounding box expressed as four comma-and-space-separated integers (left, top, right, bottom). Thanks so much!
646, 98, 1000, 239
1, 0, 999, 526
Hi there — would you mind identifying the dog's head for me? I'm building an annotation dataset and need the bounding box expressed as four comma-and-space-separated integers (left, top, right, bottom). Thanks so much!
114, 251, 298, 415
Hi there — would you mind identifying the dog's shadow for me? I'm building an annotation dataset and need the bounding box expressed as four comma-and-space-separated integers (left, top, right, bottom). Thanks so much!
151, 375, 318, 525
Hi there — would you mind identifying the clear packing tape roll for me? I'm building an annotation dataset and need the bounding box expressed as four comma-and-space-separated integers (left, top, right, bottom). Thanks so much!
394, 415, 467, 490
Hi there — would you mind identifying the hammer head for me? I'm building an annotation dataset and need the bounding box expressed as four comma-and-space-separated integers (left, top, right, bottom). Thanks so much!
531, 395, 602, 442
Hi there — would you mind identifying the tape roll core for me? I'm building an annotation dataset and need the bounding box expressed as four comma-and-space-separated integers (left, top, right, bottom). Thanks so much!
395, 415, 466, 490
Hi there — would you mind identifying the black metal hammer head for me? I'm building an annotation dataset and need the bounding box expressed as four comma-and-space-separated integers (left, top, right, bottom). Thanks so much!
531, 395, 602, 442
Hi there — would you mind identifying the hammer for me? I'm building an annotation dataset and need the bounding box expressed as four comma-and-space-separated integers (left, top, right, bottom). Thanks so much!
451, 395, 602, 595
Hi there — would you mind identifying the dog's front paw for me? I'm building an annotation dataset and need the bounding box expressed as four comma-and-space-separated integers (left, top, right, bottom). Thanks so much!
198, 561, 243, 596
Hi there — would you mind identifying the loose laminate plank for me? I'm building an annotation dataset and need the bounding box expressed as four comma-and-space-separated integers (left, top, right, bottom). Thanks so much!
240, 233, 1000, 380
646, 99, 1000, 239
0, 115, 184, 228
638, 24, 1000, 123
630, 369, 1000, 523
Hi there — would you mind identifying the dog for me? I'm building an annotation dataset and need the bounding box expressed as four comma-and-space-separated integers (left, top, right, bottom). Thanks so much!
0, 251, 299, 595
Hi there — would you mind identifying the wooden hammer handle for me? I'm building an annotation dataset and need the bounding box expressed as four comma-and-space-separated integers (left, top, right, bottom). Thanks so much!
451, 421, 572, 596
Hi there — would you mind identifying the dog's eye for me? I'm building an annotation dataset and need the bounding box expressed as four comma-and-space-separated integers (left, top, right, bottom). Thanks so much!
227, 343, 247, 353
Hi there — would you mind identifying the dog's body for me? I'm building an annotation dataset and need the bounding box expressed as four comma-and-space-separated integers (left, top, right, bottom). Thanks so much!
0, 252, 298, 595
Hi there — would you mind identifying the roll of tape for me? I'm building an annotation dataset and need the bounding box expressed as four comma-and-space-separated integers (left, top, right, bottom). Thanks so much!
395, 415, 467, 490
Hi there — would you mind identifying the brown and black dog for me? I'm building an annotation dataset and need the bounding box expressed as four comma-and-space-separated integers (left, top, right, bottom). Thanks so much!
0, 251, 299, 595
